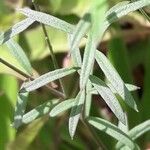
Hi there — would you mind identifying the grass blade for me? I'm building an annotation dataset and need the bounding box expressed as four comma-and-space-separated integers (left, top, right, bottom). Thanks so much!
0, 18, 34, 44
90, 75, 125, 124
18, 8, 74, 33
69, 90, 85, 139
95, 50, 138, 111
21, 67, 79, 92
22, 99, 59, 124
87, 117, 136, 150
50, 98, 75, 117
5, 39, 32, 75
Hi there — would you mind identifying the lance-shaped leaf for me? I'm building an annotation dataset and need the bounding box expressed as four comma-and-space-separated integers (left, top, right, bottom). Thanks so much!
68, 34, 82, 67
18, 8, 74, 34
89, 75, 125, 124
50, 98, 75, 117
70, 13, 91, 52
5, 39, 32, 75
22, 99, 59, 124
80, 0, 108, 89
12, 84, 29, 128
95, 50, 138, 111
21, 67, 79, 92
69, 90, 85, 139
91, 83, 140, 95
116, 120, 150, 149
104, 0, 150, 28
0, 18, 34, 45
87, 117, 137, 150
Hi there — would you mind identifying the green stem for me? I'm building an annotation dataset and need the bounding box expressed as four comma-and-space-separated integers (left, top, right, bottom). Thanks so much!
32, 1, 66, 97
0, 58, 65, 98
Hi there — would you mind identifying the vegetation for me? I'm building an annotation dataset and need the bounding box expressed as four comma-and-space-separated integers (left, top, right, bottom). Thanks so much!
0, 0, 150, 149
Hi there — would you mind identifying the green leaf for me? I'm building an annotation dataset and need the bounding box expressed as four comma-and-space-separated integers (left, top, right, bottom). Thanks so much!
69, 90, 85, 139
21, 67, 79, 92
91, 83, 140, 95
22, 99, 59, 124
12, 84, 29, 129
68, 34, 82, 67
18, 8, 74, 33
104, 0, 150, 27
95, 50, 138, 111
50, 98, 75, 117
87, 117, 136, 150
0, 18, 34, 45
80, 0, 108, 89
116, 120, 150, 149
5, 39, 32, 75
70, 13, 91, 52
89, 75, 125, 124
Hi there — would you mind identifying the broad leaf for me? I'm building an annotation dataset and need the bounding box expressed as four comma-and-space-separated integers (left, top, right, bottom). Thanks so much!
87, 117, 137, 150
90, 75, 125, 124
0, 18, 34, 44
21, 67, 79, 92
69, 90, 85, 139
50, 98, 75, 117
95, 50, 138, 111
18, 8, 74, 33
5, 39, 32, 75
22, 99, 59, 124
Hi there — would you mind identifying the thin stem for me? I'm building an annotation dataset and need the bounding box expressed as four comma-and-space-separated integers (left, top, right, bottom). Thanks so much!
0, 58, 65, 98
32, 1, 66, 96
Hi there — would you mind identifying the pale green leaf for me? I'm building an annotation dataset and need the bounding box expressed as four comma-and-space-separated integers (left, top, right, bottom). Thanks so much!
91, 83, 140, 95
12, 83, 29, 128
68, 34, 82, 67
95, 50, 138, 111
69, 90, 85, 139
87, 117, 137, 150
0, 18, 34, 45
18, 8, 74, 33
5, 39, 32, 75
89, 75, 125, 124
22, 99, 59, 124
21, 67, 79, 92
50, 98, 75, 117
116, 120, 150, 149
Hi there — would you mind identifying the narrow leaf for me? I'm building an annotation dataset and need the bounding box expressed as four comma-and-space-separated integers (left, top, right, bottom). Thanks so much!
18, 8, 74, 33
22, 99, 59, 124
95, 50, 138, 111
50, 98, 75, 117
68, 34, 82, 67
0, 18, 34, 44
90, 75, 125, 124
116, 120, 150, 149
5, 39, 32, 75
91, 83, 140, 95
21, 67, 79, 92
87, 117, 136, 150
12, 83, 29, 128
70, 13, 91, 52
69, 90, 85, 139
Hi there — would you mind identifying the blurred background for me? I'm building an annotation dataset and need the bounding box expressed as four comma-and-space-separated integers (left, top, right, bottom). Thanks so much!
0, 0, 150, 149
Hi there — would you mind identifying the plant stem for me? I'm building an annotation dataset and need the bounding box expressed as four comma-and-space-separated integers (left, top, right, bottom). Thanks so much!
0, 58, 65, 98
32, 1, 66, 96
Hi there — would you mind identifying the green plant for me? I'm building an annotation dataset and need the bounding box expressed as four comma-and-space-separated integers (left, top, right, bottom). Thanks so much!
0, 0, 150, 149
